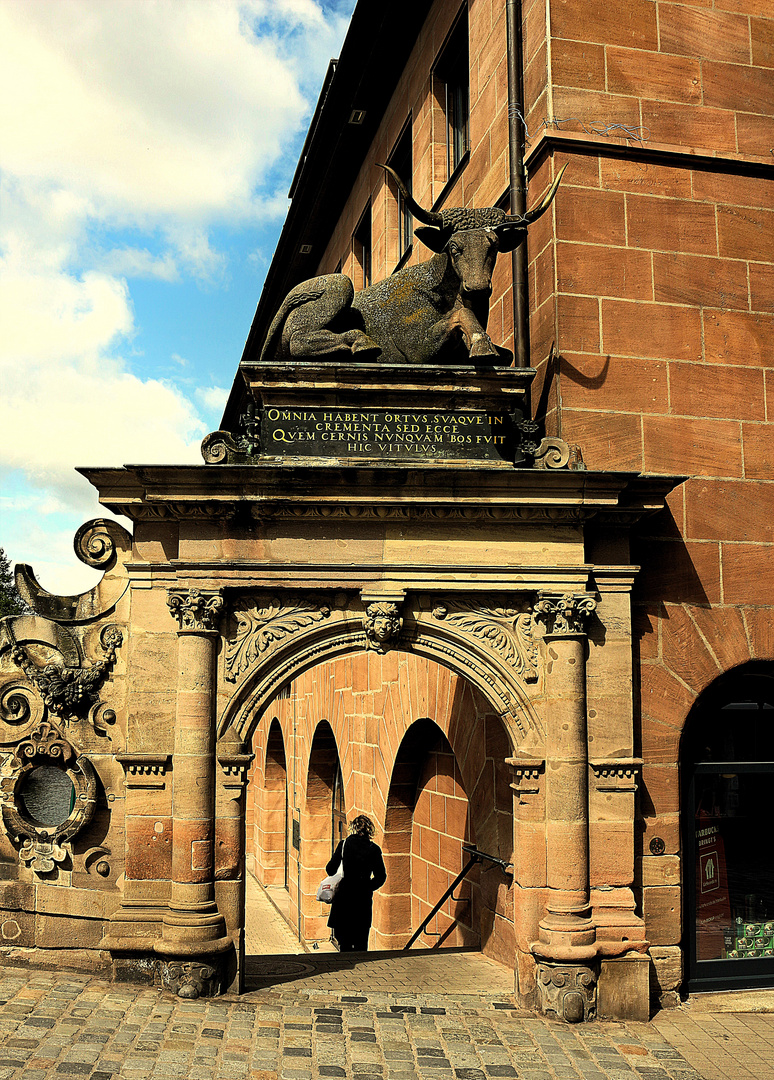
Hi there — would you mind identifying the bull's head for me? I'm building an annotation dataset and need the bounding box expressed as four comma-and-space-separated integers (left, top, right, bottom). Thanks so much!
379, 163, 566, 296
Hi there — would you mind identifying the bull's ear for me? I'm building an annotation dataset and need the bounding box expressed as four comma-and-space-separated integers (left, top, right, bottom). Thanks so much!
493, 223, 526, 252
414, 225, 452, 253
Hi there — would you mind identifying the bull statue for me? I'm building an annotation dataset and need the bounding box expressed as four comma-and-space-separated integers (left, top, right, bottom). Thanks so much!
259, 164, 566, 365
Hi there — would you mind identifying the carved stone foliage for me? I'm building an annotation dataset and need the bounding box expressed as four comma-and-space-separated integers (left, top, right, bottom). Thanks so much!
225, 596, 332, 683
364, 602, 402, 653
9, 624, 122, 724
431, 599, 538, 682
158, 959, 222, 999
167, 590, 224, 633
0, 722, 98, 875
537, 961, 598, 1023
534, 594, 597, 636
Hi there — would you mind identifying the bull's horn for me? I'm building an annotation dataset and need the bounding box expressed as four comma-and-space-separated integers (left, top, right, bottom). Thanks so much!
377, 164, 444, 228
504, 163, 568, 226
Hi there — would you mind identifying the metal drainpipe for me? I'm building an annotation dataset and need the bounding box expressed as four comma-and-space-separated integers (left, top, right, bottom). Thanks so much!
505, 0, 530, 371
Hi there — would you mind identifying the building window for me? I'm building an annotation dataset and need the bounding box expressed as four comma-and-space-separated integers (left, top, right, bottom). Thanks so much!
435, 10, 469, 177
388, 122, 413, 260
353, 204, 371, 289
682, 667, 774, 993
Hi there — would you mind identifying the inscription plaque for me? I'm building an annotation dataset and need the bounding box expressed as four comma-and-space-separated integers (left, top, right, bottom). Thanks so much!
262, 407, 516, 461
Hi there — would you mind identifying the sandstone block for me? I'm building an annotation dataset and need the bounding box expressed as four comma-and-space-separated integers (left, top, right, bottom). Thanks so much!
639, 855, 681, 887
649, 944, 683, 993
643, 886, 682, 945
602, 299, 702, 361
599, 953, 650, 1021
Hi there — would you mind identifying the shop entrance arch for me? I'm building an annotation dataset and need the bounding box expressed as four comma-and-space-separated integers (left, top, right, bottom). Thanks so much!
682, 664, 774, 992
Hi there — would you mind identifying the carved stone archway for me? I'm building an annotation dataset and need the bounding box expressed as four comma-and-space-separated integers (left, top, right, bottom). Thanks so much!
218, 591, 544, 752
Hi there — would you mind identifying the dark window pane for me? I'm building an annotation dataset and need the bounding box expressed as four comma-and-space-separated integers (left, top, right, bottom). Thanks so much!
354, 206, 371, 289
389, 123, 413, 260
688, 675, 774, 762
434, 10, 469, 178
18, 766, 74, 827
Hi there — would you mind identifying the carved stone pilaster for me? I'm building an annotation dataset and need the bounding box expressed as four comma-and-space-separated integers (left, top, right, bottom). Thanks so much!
531, 593, 597, 1002
167, 590, 224, 634
537, 961, 598, 1023
159, 587, 231, 982
534, 593, 597, 636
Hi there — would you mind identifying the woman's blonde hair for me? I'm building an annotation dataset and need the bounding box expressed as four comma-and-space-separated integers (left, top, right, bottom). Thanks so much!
349, 814, 375, 839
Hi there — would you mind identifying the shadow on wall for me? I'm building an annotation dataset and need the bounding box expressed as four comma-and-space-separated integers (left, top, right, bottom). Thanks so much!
377, 674, 515, 963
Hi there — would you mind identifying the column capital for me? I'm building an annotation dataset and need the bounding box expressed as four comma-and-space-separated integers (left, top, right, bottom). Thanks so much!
167, 589, 224, 634
534, 592, 597, 637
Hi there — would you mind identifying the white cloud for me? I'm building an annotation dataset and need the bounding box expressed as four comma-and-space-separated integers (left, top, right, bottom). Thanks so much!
0, 0, 354, 590
0, 268, 133, 368
94, 248, 180, 283
195, 385, 230, 416
0, 1, 309, 223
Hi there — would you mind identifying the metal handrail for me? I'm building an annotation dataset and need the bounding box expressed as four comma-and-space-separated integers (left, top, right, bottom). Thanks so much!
404, 845, 513, 950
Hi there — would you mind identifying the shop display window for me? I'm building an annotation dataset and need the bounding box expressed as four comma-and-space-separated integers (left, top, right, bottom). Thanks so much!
684, 670, 774, 991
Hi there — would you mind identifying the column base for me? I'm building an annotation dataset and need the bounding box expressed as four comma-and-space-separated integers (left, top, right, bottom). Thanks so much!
154, 901, 234, 998
157, 900, 231, 954
535, 959, 599, 1023
534, 908, 597, 960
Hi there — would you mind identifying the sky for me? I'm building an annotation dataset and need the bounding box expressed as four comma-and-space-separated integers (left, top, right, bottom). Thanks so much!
0, 0, 356, 597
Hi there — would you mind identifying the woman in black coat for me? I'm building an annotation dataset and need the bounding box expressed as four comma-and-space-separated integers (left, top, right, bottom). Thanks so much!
326, 814, 386, 951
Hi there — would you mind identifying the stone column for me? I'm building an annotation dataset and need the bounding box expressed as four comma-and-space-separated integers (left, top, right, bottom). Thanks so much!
215, 730, 254, 994
154, 589, 232, 999
532, 592, 597, 1022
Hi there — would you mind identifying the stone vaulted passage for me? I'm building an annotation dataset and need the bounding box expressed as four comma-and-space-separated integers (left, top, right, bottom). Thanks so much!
244, 650, 516, 964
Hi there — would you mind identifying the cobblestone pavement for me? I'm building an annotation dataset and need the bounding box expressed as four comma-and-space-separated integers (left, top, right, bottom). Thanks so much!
0, 960, 771, 1080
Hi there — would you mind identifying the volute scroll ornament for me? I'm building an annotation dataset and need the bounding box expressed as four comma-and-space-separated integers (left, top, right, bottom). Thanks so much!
73, 518, 131, 571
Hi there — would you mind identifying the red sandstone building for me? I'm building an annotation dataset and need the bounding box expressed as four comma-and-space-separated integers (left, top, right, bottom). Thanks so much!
0, 0, 772, 1019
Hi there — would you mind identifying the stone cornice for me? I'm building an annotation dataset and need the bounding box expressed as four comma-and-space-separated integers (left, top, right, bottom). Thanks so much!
79, 464, 684, 526
525, 126, 774, 179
